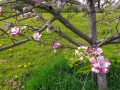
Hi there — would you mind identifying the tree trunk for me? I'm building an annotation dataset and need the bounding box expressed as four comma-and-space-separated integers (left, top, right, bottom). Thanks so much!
87, 0, 97, 45
87, 0, 108, 90
97, 74, 108, 90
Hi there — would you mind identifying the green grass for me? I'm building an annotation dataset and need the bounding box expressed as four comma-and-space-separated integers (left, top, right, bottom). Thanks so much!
23, 54, 97, 90
0, 13, 120, 90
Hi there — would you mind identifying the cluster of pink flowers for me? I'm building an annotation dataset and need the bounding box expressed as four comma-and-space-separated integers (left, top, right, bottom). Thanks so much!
91, 56, 111, 73
32, 32, 42, 41
11, 27, 21, 36
53, 42, 61, 49
75, 46, 111, 74
53, 42, 61, 53
10, 26, 42, 41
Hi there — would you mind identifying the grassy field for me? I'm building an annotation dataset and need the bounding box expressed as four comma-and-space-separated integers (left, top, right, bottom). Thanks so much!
0, 13, 120, 90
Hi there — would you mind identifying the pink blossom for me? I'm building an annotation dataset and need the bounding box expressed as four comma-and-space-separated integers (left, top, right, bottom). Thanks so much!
34, 0, 42, 4
11, 27, 21, 36
92, 67, 109, 74
0, 7, 2, 14
41, 1, 46, 4
74, 46, 111, 74
91, 56, 110, 73
5, 22, 11, 30
92, 53, 96, 56
78, 46, 88, 50
53, 42, 61, 49
92, 67, 100, 73
57, 0, 62, 9
97, 56, 110, 68
102, 68, 109, 73
21, 26, 27, 30
94, 48, 103, 55
92, 56, 110, 68
89, 57, 97, 64
92, 61, 99, 68
75, 50, 79, 55
33, 32, 42, 41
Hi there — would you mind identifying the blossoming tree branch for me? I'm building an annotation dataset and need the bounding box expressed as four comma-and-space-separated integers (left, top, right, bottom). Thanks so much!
0, 0, 120, 90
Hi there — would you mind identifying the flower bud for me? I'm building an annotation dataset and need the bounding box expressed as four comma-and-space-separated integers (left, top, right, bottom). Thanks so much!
53, 42, 61, 49
33, 32, 42, 41
11, 27, 21, 36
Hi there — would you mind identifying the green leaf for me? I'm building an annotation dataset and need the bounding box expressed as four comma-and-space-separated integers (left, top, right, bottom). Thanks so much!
76, 65, 91, 74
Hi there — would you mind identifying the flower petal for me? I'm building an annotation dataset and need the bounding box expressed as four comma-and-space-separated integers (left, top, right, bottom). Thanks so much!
92, 67, 100, 73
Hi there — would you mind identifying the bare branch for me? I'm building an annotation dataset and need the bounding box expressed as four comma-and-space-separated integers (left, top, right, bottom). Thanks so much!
62, 0, 87, 9
0, 6, 35, 21
0, 38, 30, 51
54, 27, 83, 46
41, 5, 92, 44
98, 32, 120, 46
17, 0, 92, 44
0, 0, 17, 6
32, 9, 85, 46
108, 39, 120, 44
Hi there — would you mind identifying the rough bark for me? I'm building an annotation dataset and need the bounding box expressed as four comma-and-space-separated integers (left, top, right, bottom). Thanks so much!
87, 0, 108, 90
97, 74, 108, 90
87, 0, 97, 45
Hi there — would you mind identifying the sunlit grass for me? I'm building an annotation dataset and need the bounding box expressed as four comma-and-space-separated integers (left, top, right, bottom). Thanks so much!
0, 13, 120, 90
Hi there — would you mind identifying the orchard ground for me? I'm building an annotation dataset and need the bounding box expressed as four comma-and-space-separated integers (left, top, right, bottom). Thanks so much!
0, 13, 120, 90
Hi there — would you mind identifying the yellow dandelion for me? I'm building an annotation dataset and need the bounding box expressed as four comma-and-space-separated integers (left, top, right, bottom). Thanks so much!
24, 65, 27, 68
18, 65, 22, 68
